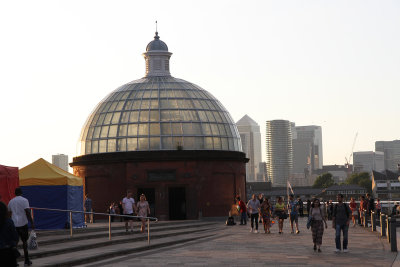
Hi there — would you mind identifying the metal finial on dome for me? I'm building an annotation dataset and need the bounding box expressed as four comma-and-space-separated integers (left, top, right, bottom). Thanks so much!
154, 21, 159, 39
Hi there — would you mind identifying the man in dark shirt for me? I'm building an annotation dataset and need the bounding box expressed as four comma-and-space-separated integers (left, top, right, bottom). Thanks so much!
332, 194, 351, 253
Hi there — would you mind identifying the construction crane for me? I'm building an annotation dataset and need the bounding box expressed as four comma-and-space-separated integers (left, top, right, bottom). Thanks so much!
345, 132, 358, 167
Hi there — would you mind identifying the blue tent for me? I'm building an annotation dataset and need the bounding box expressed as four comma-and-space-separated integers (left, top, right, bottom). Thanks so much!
19, 158, 85, 229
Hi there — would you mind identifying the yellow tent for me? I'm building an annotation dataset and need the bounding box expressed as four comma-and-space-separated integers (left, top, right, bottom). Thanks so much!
19, 158, 82, 186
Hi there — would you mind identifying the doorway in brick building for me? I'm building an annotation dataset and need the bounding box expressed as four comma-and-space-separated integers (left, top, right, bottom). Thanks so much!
137, 188, 155, 217
169, 187, 186, 220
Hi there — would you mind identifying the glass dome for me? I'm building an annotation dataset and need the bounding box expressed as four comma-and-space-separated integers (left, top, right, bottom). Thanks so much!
79, 33, 242, 155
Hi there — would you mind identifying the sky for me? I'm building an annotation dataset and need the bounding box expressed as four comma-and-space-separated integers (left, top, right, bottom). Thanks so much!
0, 0, 399, 170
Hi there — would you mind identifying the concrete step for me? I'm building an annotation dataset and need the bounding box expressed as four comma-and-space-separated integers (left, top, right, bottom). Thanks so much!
18, 221, 222, 265
31, 221, 216, 246
32, 229, 220, 266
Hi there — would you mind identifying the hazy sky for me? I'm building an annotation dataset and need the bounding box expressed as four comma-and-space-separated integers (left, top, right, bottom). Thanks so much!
1, 0, 399, 170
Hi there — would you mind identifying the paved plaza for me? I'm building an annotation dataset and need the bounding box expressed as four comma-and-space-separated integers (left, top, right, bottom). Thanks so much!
82, 217, 399, 267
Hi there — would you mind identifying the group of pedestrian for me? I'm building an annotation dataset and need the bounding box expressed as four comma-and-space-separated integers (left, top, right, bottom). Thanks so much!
236, 193, 353, 254
122, 190, 151, 233
0, 187, 34, 266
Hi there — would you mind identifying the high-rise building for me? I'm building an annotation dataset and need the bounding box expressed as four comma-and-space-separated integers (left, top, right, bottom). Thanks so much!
293, 125, 323, 171
353, 151, 384, 173
237, 115, 262, 182
266, 120, 293, 187
375, 140, 400, 172
52, 154, 69, 171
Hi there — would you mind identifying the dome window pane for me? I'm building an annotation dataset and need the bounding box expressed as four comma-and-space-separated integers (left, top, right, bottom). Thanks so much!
127, 138, 138, 150
104, 113, 113, 124
93, 127, 101, 138
129, 111, 139, 122
169, 99, 179, 109
107, 139, 116, 152
128, 124, 138, 136
139, 111, 149, 122
228, 138, 234, 150
149, 110, 160, 122
161, 123, 171, 135
150, 90, 158, 98
183, 137, 195, 149
160, 99, 170, 109
192, 123, 201, 135
149, 137, 160, 149
87, 127, 94, 139
96, 114, 105, 125
143, 90, 152, 98
116, 101, 125, 111
210, 124, 220, 135
169, 110, 181, 121
121, 112, 129, 123
138, 124, 149, 136
118, 125, 127, 137
149, 123, 160, 135
101, 102, 111, 113
198, 111, 208, 122
85, 141, 91, 154
182, 123, 194, 135
218, 124, 227, 136
138, 138, 149, 150
132, 101, 141, 110
117, 138, 127, 151
221, 138, 229, 150
162, 137, 173, 149
120, 91, 130, 100
91, 141, 99, 153
182, 110, 198, 121
160, 110, 170, 121
109, 102, 118, 112
202, 124, 212, 135
99, 140, 107, 153
194, 137, 204, 149
124, 100, 134, 111
100, 126, 109, 138
205, 137, 213, 149
150, 100, 159, 109
109, 125, 118, 137
205, 111, 216, 122
213, 137, 221, 149
140, 100, 150, 109
111, 112, 121, 124
192, 100, 202, 109
171, 123, 182, 135
213, 112, 223, 123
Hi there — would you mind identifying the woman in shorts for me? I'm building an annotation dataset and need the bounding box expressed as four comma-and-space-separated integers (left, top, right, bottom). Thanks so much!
274, 197, 287, 234
349, 197, 358, 227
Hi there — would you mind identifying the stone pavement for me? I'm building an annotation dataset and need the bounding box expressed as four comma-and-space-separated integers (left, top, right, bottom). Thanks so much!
81, 217, 397, 266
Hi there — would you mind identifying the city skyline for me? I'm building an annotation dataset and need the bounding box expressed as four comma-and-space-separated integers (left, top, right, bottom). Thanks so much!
1, 1, 399, 169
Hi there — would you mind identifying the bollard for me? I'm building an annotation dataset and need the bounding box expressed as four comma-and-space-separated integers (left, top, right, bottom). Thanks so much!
108, 215, 112, 240
70, 211, 73, 237
390, 217, 397, 252
371, 212, 376, 232
387, 216, 390, 243
381, 214, 386, 237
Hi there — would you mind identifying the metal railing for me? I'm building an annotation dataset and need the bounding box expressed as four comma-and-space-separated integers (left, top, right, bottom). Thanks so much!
30, 207, 158, 244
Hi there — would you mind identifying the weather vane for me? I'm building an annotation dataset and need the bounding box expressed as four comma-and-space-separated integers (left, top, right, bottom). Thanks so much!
156, 20, 158, 32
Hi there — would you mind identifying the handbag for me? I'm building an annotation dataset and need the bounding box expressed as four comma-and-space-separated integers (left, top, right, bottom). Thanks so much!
27, 230, 38, 250
306, 215, 313, 229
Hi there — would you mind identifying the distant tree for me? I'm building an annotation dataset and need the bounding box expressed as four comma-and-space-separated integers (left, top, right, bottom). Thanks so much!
313, 173, 335, 188
345, 172, 372, 194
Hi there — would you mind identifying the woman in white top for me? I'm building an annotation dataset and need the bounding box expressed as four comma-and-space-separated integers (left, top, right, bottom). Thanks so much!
137, 194, 151, 233
310, 198, 327, 252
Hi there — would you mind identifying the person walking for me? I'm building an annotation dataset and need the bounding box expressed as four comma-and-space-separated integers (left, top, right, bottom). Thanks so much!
8, 188, 34, 266
122, 190, 137, 233
236, 196, 247, 225
274, 196, 287, 234
137, 194, 150, 233
310, 198, 328, 252
247, 194, 260, 233
0, 201, 19, 267
349, 197, 358, 227
288, 194, 300, 234
258, 194, 264, 223
332, 194, 351, 253
84, 194, 93, 224
260, 197, 272, 234
359, 195, 367, 226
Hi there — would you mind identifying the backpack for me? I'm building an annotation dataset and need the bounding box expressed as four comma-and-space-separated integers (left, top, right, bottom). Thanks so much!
333, 203, 349, 218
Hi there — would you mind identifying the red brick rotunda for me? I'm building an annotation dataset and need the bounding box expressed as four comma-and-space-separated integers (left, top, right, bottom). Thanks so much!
71, 31, 248, 220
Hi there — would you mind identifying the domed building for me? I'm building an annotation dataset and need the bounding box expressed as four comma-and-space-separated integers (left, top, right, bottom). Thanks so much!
71, 32, 248, 220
